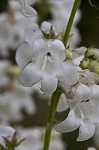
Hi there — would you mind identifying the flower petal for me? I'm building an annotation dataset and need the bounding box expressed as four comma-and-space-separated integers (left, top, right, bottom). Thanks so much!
57, 94, 69, 112
19, 63, 42, 87
16, 43, 33, 68
71, 84, 91, 107
77, 121, 95, 141
58, 62, 79, 85
18, 0, 26, 6
25, 23, 42, 44
41, 75, 57, 94
55, 109, 80, 133
41, 21, 54, 34
27, 0, 36, 5
73, 55, 84, 66
19, 0, 37, 18
0, 126, 15, 136
32, 39, 47, 61
50, 40, 66, 61
76, 84, 91, 101
90, 84, 99, 101
21, 5, 37, 17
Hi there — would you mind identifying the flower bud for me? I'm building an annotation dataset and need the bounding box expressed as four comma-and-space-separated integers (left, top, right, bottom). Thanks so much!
88, 61, 99, 75
80, 59, 90, 69
7, 65, 22, 76
85, 48, 94, 58
66, 48, 72, 60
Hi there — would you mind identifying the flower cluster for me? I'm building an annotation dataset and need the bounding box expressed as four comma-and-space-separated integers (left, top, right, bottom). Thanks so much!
16, 0, 99, 143
56, 50, 99, 141
0, 0, 99, 150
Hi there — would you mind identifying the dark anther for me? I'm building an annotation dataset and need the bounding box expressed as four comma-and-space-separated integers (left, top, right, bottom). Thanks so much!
86, 99, 89, 102
47, 52, 51, 56
81, 99, 89, 103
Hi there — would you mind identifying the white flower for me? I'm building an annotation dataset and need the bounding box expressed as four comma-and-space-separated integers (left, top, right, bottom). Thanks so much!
56, 83, 92, 112
55, 84, 99, 141
16, 39, 79, 94
18, 0, 37, 17
68, 84, 92, 108
0, 126, 15, 147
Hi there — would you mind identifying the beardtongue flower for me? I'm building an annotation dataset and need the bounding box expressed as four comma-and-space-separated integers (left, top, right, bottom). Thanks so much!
18, 0, 37, 17
56, 100, 99, 141
16, 39, 79, 95
55, 84, 99, 141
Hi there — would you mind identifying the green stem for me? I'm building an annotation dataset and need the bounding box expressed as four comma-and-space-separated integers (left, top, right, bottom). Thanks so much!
43, 88, 63, 150
63, 0, 80, 47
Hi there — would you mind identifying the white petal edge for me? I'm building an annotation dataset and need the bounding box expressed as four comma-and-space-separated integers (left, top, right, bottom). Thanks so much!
58, 62, 79, 85
77, 121, 95, 141
19, 63, 42, 87
27, 0, 36, 5
55, 109, 80, 133
19, 0, 36, 6
57, 94, 69, 112
76, 84, 91, 101
21, 4, 37, 17
41, 75, 57, 95
16, 43, 33, 68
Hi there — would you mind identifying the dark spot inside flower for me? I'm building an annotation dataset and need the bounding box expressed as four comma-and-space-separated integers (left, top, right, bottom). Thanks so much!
81, 99, 89, 103
47, 52, 51, 56
86, 99, 89, 102
81, 75, 84, 77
